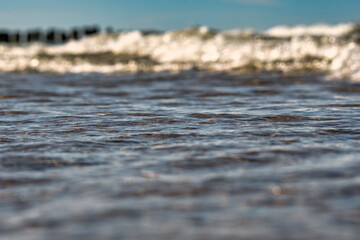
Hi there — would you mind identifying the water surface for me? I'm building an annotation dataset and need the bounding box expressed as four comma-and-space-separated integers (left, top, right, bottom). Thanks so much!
0, 72, 360, 240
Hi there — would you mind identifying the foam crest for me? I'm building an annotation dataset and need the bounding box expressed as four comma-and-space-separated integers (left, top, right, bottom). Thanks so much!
0, 23, 360, 81
265, 23, 353, 37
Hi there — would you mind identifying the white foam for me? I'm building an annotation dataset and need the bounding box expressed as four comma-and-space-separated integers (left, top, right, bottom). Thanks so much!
0, 23, 359, 81
265, 23, 353, 37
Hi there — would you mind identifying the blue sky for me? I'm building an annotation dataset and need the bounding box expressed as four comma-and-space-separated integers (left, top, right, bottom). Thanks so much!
0, 0, 359, 30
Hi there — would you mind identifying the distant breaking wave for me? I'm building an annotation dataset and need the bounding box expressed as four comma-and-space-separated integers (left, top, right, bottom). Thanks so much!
1, 23, 360, 81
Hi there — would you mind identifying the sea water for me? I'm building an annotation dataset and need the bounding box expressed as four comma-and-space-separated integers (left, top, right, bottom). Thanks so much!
0, 23, 360, 240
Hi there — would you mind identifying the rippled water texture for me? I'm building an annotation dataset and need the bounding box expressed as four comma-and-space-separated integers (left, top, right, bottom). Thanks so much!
1, 72, 360, 240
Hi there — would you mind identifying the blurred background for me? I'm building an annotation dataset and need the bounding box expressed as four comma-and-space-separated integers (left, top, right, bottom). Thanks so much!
0, 0, 359, 31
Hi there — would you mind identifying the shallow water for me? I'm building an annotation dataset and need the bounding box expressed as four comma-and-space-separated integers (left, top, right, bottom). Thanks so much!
0, 72, 360, 240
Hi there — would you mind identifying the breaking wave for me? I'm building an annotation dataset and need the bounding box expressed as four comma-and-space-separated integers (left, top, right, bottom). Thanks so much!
1, 22, 360, 80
